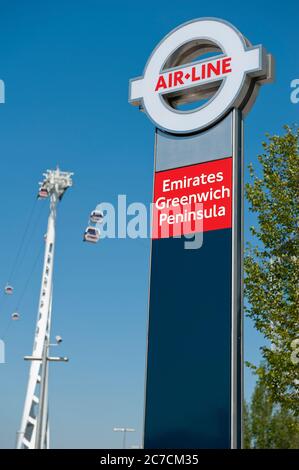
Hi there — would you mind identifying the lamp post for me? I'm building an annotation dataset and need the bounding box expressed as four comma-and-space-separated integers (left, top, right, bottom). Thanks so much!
113, 427, 135, 449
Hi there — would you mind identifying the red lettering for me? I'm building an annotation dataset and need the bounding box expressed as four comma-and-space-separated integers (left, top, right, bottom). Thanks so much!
155, 75, 167, 92
207, 60, 221, 78
173, 70, 184, 86
156, 56, 232, 93
222, 57, 232, 74
191, 66, 200, 82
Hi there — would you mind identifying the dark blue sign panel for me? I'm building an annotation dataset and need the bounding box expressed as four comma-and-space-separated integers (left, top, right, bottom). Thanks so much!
144, 229, 232, 448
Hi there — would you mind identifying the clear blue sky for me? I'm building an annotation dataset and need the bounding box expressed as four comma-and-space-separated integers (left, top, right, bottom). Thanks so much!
0, 0, 298, 449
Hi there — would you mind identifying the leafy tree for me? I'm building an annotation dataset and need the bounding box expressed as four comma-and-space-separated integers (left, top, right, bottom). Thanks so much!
244, 374, 299, 448
245, 126, 299, 414
243, 400, 252, 449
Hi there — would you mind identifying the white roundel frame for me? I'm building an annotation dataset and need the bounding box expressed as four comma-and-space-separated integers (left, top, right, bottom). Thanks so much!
129, 18, 273, 134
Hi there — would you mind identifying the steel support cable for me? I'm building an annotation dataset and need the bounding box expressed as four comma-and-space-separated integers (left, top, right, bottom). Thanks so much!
0, 199, 42, 317
9, 203, 44, 284
0, 198, 37, 318
6, 198, 38, 284
0, 243, 43, 341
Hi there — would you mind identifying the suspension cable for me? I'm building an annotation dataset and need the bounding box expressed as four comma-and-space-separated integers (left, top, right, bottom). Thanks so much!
6, 198, 38, 284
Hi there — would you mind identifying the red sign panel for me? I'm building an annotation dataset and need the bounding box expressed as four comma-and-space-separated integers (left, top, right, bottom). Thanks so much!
152, 157, 232, 239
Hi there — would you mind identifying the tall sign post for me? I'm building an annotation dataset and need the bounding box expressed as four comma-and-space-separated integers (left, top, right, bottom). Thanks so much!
129, 18, 274, 449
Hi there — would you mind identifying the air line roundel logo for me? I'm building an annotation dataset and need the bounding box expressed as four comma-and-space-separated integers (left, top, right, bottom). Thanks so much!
129, 18, 273, 134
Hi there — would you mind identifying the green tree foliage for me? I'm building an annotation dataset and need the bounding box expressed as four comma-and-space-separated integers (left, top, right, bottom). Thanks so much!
245, 126, 299, 414
244, 374, 299, 448
243, 400, 252, 449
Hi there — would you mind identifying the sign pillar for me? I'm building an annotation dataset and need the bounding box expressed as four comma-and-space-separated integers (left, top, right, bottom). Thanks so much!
129, 18, 273, 449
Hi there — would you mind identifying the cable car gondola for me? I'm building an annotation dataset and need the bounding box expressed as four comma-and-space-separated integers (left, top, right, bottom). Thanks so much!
11, 312, 20, 321
4, 284, 13, 295
89, 209, 104, 224
38, 187, 49, 199
83, 226, 100, 243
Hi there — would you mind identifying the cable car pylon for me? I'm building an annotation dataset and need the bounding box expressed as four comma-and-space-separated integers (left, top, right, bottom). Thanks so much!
16, 168, 73, 449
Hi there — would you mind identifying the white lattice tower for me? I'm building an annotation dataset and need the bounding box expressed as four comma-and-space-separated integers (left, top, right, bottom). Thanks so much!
17, 168, 73, 449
